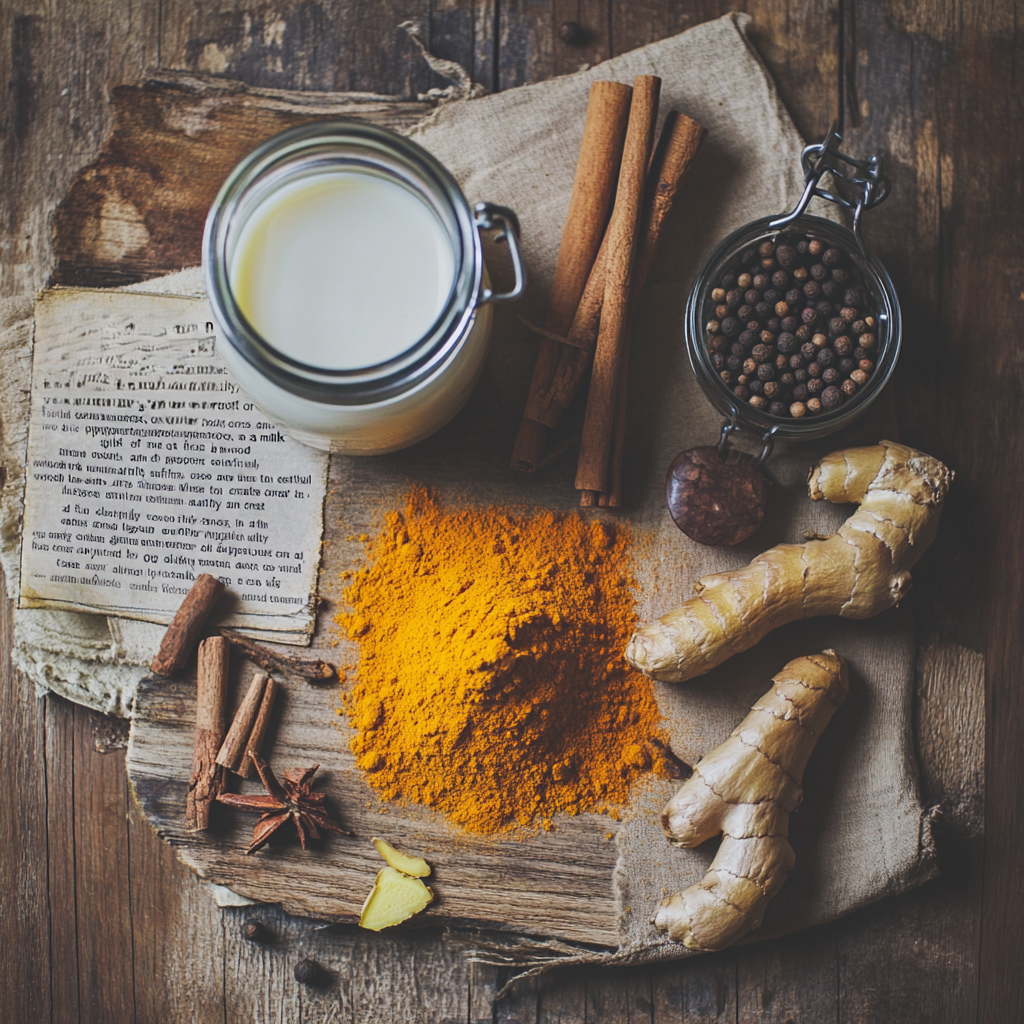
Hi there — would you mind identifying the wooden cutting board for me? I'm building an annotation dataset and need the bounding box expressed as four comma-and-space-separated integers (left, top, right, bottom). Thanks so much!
97, 72, 914, 946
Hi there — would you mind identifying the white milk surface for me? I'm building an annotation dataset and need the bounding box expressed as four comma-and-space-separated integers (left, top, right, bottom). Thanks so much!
229, 171, 456, 370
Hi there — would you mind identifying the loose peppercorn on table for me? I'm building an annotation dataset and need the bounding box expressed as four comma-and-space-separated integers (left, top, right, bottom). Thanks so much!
0, 4, 1017, 1023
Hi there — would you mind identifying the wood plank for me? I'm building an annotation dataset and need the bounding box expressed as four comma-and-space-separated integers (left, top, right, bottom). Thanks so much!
73, 705, 136, 1023
50, 73, 429, 288
650, 952, 738, 1023
0, 583, 53, 1024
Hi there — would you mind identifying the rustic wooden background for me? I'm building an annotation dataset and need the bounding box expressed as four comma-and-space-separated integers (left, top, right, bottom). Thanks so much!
1, 2, 1019, 1021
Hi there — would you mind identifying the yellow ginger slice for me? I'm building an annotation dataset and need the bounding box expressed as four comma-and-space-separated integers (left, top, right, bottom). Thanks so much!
655, 651, 848, 951
359, 867, 434, 931
627, 441, 952, 682
372, 837, 431, 878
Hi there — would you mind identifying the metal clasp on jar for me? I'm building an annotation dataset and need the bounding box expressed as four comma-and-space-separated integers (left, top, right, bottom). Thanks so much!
473, 202, 526, 303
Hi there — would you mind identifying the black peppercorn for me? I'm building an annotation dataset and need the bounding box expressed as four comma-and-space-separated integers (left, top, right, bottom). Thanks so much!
777, 332, 796, 353
797, 239, 809, 254
775, 352, 788, 370
769, 400, 787, 416
811, 263, 828, 281
785, 287, 802, 305
807, 361, 822, 379
780, 316, 798, 332
808, 238, 825, 256
746, 319, 760, 332
740, 247, 756, 264
294, 959, 327, 987
839, 357, 855, 375
720, 369, 733, 384
841, 378, 858, 397
792, 383, 809, 402
767, 317, 781, 332
850, 368, 869, 385
815, 300, 832, 316
763, 380, 779, 398
755, 301, 770, 318
734, 384, 750, 400
790, 353, 805, 370
710, 335, 728, 352
822, 367, 840, 384
817, 347, 835, 367
723, 272, 739, 289
716, 304, 730, 319
726, 354, 741, 371
807, 377, 824, 394
821, 385, 842, 409
844, 288, 863, 307
757, 362, 775, 381
780, 372, 795, 387
710, 351, 725, 370
859, 358, 875, 373
741, 289, 757, 305
793, 368, 807, 383
793, 265, 809, 281
752, 272, 769, 290
772, 270, 789, 289
822, 247, 841, 266
760, 330, 775, 345
801, 307, 818, 325
730, 342, 744, 357
803, 280, 821, 299
833, 335, 853, 356
721, 317, 739, 336
743, 357, 758, 375
800, 341, 817, 361
776, 244, 798, 268
749, 343, 768, 361
738, 373, 749, 385
242, 918, 269, 943
763, 288, 780, 304
748, 379, 763, 395
795, 323, 813, 342
558, 20, 586, 45
831, 267, 849, 284
758, 240, 775, 258
821, 280, 839, 298
828, 316, 847, 336
853, 346, 867, 361
807, 397, 823, 414
737, 329, 756, 348
737, 304, 755, 321
749, 394, 768, 409
851, 319, 866, 336
859, 333, 877, 350
726, 288, 743, 307
839, 306, 859, 323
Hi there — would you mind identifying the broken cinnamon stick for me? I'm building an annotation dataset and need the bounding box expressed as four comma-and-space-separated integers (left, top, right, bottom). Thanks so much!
186, 635, 229, 831
150, 573, 225, 676
511, 79, 632, 472
599, 112, 706, 507
219, 627, 336, 682
575, 75, 662, 494
237, 676, 278, 779
216, 670, 269, 772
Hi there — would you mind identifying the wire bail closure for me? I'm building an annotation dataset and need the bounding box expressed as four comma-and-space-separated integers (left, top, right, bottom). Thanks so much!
768, 122, 890, 251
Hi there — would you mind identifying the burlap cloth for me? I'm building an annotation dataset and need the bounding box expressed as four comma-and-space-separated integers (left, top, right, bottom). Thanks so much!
0, 13, 937, 964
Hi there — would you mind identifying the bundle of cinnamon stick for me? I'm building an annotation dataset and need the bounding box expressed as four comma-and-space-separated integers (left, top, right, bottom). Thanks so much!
511, 77, 705, 506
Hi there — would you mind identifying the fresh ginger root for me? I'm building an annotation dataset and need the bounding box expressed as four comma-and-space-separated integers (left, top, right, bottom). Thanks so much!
655, 651, 847, 951
628, 441, 952, 682
359, 840, 434, 931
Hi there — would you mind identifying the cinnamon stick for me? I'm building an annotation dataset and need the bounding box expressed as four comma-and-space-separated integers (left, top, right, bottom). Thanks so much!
215, 670, 269, 772
575, 75, 662, 494
150, 573, 225, 676
537, 111, 706, 437
185, 635, 229, 831
598, 112, 706, 506
219, 627, 335, 682
237, 676, 278, 779
511, 79, 632, 472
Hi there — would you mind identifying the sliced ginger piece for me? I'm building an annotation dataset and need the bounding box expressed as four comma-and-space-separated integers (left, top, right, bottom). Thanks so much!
372, 837, 431, 878
359, 866, 434, 931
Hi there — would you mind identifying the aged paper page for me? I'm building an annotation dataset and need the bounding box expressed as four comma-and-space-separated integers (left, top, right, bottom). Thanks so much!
19, 288, 328, 641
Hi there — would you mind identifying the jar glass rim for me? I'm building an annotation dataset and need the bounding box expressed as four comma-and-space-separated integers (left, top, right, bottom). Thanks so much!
684, 214, 901, 440
203, 120, 483, 405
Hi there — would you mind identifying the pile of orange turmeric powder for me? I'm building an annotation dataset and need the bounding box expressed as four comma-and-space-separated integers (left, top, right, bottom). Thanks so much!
336, 488, 671, 836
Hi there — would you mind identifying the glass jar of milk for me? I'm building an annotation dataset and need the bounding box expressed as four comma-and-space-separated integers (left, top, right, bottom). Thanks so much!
203, 121, 524, 454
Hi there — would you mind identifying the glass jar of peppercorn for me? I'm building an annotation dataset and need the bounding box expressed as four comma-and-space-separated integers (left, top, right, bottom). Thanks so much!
668, 128, 900, 547
685, 213, 900, 438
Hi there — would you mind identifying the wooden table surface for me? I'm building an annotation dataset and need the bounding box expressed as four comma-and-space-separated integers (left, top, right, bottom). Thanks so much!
1, 2, 1020, 1021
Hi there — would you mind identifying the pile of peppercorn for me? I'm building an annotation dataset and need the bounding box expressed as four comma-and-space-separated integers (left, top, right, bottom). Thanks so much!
705, 235, 879, 418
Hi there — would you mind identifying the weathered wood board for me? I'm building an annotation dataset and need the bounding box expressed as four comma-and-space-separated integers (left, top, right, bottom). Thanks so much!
109, 73, 928, 949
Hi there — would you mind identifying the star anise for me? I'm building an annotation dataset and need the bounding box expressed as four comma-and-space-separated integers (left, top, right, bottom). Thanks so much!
216, 751, 352, 854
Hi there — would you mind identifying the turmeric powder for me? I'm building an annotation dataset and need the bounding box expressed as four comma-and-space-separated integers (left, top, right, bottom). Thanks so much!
336, 488, 670, 835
